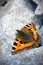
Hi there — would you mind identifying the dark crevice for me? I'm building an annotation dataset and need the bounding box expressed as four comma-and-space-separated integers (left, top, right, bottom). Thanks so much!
0, 0, 7, 6
38, 43, 42, 47
2, 1, 7, 6
24, 0, 38, 12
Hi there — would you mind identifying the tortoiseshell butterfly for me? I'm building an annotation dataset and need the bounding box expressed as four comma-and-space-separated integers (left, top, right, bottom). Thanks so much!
12, 23, 42, 54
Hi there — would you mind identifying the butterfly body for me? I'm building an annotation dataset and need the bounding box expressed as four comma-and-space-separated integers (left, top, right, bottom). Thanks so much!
12, 23, 41, 54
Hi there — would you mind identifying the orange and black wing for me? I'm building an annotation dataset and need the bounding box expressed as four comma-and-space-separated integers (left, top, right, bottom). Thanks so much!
12, 23, 40, 53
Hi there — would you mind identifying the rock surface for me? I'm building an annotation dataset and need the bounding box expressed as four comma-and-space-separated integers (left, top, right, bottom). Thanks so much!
0, 0, 43, 65
33, 0, 43, 14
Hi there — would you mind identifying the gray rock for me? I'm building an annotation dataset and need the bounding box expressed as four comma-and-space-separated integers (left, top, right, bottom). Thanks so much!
33, 0, 43, 14
0, 0, 43, 65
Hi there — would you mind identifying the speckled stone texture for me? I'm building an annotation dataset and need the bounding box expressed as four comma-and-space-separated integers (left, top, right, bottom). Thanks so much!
0, 0, 43, 65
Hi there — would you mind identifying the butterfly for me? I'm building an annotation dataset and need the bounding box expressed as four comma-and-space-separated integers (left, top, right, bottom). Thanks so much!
12, 23, 42, 54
